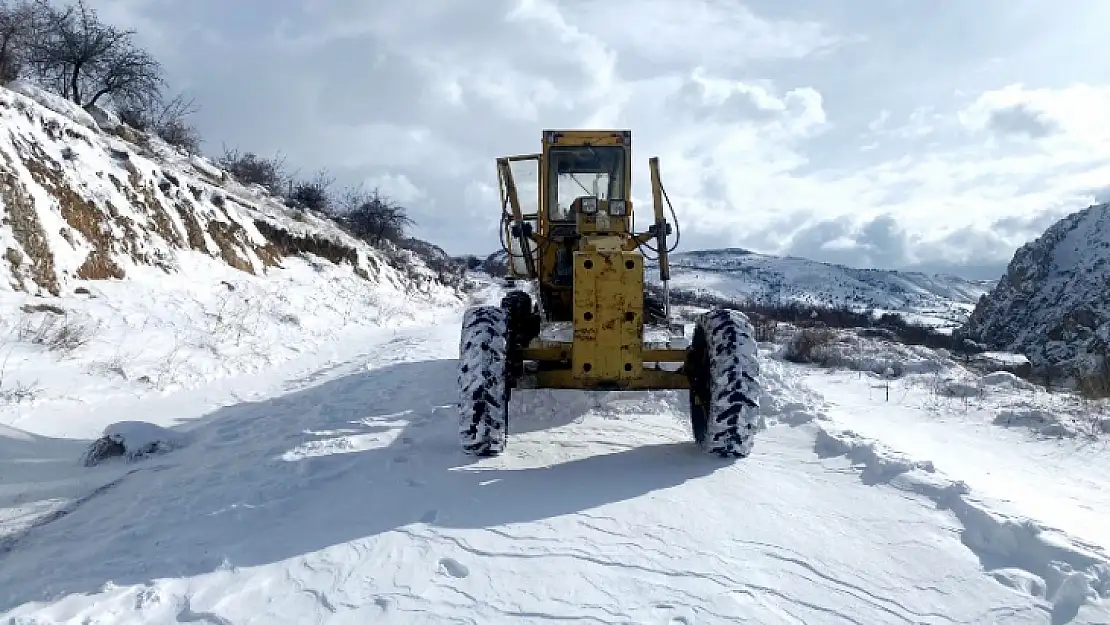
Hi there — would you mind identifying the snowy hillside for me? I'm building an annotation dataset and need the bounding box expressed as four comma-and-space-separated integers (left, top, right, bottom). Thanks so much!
958, 202, 1110, 382
0, 81, 464, 416
653, 248, 993, 330
2, 274, 1109, 623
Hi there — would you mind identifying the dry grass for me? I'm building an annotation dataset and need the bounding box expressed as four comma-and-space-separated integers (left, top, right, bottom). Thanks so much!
17, 310, 96, 352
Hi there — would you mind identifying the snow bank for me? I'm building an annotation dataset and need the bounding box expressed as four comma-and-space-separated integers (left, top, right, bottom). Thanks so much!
812, 425, 1110, 617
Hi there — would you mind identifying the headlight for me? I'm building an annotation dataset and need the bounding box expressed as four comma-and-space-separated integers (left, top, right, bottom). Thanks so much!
608, 199, 627, 216
580, 197, 598, 214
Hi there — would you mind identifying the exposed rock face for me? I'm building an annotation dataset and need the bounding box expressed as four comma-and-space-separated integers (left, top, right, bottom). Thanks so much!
957, 202, 1110, 378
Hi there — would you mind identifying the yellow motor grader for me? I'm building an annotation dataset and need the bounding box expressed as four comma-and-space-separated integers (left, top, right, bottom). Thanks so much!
456, 130, 762, 457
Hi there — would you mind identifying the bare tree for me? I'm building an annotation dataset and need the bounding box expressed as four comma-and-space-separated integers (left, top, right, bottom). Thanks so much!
25, 0, 163, 108
0, 0, 36, 83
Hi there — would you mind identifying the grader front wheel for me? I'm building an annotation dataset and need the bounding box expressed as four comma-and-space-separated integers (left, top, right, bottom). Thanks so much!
686, 309, 763, 457
457, 306, 512, 456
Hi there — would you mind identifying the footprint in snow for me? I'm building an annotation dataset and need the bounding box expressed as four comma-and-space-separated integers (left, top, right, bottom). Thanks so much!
437, 557, 469, 579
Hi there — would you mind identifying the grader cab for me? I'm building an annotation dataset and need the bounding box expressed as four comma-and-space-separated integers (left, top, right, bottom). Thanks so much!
456, 130, 762, 458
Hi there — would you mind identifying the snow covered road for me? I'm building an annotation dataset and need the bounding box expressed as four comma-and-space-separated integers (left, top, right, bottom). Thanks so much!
2, 320, 1109, 623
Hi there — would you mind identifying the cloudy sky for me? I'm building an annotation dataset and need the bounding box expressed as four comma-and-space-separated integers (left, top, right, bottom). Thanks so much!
87, 0, 1110, 279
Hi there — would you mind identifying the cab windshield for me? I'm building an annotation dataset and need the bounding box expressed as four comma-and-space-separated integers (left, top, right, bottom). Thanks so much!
547, 146, 626, 222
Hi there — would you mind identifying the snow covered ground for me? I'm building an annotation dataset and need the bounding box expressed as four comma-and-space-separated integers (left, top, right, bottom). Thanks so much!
2, 275, 1109, 624
1, 252, 460, 440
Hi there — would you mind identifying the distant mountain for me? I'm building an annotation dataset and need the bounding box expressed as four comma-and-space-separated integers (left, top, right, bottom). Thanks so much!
649, 248, 994, 330
469, 245, 994, 330
957, 203, 1110, 378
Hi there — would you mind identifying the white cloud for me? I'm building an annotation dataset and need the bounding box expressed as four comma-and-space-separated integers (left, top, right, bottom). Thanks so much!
80, 0, 1110, 279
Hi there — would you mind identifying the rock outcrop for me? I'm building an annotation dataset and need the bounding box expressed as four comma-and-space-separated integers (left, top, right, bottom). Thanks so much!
957, 202, 1110, 382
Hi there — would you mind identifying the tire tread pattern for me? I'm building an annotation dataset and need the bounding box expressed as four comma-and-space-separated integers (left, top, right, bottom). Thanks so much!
696, 308, 762, 457
457, 306, 510, 456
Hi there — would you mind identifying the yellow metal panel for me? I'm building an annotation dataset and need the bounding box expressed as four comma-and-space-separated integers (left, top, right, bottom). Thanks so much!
572, 251, 599, 379
572, 250, 644, 382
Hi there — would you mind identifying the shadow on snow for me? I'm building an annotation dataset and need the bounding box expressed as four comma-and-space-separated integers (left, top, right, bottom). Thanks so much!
0, 358, 725, 612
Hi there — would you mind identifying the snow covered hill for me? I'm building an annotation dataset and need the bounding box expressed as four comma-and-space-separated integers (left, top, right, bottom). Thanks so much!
958, 202, 1110, 384
0, 81, 464, 415
649, 248, 994, 330
2, 274, 1108, 623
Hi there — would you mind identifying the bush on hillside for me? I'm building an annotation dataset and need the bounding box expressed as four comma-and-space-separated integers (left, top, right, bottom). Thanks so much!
116, 92, 201, 153
287, 169, 334, 213
783, 327, 837, 364
218, 146, 288, 195
480, 250, 509, 277
398, 237, 465, 290
334, 185, 413, 245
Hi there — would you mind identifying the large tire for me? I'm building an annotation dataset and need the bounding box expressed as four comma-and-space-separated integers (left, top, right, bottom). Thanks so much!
457, 306, 511, 456
685, 308, 762, 457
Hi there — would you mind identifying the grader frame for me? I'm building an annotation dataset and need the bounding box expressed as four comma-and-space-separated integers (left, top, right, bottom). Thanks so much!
496, 129, 687, 391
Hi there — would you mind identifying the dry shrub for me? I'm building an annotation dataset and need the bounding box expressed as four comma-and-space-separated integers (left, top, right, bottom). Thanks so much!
783, 327, 837, 364
17, 310, 94, 351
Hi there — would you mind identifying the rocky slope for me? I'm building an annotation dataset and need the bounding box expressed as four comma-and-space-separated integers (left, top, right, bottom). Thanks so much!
0, 81, 465, 404
958, 202, 1110, 381
0, 81, 455, 299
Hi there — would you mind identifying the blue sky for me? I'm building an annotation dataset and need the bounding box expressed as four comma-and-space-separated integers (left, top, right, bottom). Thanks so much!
88, 0, 1110, 279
